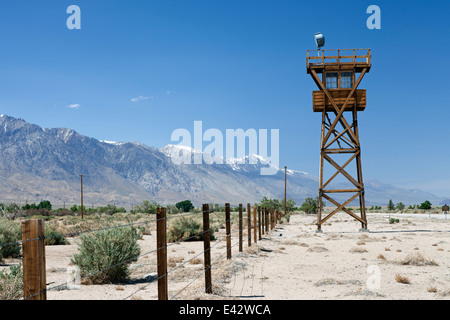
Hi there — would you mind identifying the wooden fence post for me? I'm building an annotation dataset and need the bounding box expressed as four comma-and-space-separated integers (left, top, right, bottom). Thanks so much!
202, 204, 212, 294
274, 210, 278, 227
258, 206, 262, 240
238, 204, 243, 252
265, 208, 269, 233
253, 206, 257, 244
21, 219, 47, 300
261, 207, 265, 234
271, 209, 275, 230
247, 203, 251, 247
156, 207, 168, 300
225, 203, 231, 259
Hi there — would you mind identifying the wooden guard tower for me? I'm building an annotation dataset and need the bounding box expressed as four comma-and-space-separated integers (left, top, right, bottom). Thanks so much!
307, 48, 371, 231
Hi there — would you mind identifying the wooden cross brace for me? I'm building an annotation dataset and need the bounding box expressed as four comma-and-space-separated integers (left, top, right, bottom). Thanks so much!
310, 67, 369, 231
310, 68, 368, 148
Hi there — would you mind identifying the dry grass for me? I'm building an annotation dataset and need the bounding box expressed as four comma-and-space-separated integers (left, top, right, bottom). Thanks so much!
395, 274, 410, 284
398, 252, 438, 266
168, 256, 184, 264
439, 289, 450, 297
189, 257, 203, 265
427, 286, 437, 293
349, 247, 367, 253
0, 275, 22, 300
307, 246, 328, 253
170, 265, 202, 281
299, 242, 309, 247
314, 278, 362, 287
281, 240, 299, 246
377, 254, 387, 261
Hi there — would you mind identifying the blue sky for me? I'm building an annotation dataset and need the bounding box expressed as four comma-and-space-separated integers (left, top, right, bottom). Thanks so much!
0, 0, 449, 197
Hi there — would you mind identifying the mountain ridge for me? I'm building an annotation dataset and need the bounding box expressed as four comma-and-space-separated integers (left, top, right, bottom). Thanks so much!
0, 115, 445, 207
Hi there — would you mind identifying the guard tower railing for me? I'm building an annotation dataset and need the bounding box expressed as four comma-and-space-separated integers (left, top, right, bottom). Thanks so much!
307, 49, 371, 71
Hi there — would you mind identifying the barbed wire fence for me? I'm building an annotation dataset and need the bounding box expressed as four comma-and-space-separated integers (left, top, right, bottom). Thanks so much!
0, 202, 283, 300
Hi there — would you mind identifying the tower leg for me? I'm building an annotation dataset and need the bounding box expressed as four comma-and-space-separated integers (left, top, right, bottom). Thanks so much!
352, 107, 368, 230
317, 110, 326, 231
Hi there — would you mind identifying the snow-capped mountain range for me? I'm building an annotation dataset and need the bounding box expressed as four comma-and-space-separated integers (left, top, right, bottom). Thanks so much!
0, 115, 445, 207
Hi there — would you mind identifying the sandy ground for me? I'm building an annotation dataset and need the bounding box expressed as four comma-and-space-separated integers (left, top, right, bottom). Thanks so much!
3, 212, 449, 300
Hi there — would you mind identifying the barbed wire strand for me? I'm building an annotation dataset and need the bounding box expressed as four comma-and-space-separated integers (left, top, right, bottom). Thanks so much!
17, 206, 257, 300
23, 245, 160, 300
123, 222, 242, 300
169, 241, 240, 300
167, 224, 246, 300
0, 216, 160, 249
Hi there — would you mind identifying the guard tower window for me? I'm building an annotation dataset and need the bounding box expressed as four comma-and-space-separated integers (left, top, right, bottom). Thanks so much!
325, 73, 338, 89
341, 72, 353, 89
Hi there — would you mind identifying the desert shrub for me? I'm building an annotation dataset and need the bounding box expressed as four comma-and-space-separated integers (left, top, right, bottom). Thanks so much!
44, 226, 69, 245
389, 218, 400, 224
175, 200, 194, 213
399, 252, 438, 266
0, 219, 21, 261
71, 226, 141, 284
168, 217, 215, 243
132, 200, 159, 214
418, 200, 432, 210
285, 213, 291, 223
387, 199, 395, 211
300, 197, 320, 214
97, 204, 126, 215
52, 208, 75, 217
0, 263, 23, 300
395, 274, 410, 284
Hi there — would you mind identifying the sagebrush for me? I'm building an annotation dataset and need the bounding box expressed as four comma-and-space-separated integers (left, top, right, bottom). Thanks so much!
0, 218, 21, 262
0, 264, 23, 300
168, 216, 215, 243
71, 226, 141, 284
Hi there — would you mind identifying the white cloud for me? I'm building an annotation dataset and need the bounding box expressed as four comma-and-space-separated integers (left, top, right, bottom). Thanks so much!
130, 96, 152, 102
67, 104, 81, 109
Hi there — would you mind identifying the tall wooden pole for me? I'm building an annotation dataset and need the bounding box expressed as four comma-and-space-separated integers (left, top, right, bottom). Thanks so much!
284, 166, 287, 217
80, 174, 84, 219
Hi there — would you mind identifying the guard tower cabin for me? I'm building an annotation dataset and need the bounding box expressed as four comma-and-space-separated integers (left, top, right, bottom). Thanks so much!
307, 49, 371, 112
306, 49, 371, 231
